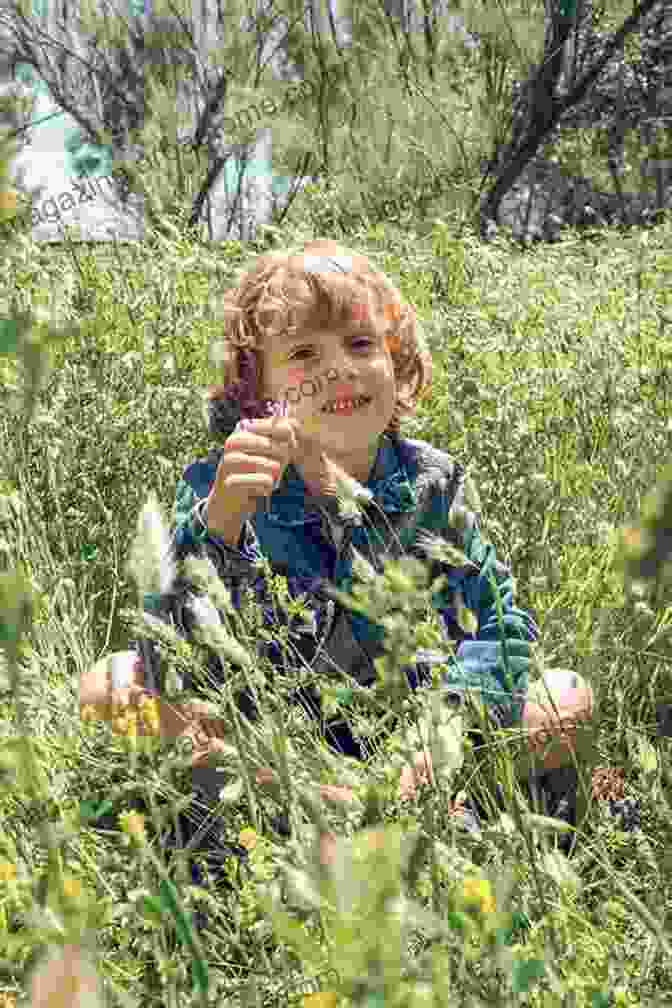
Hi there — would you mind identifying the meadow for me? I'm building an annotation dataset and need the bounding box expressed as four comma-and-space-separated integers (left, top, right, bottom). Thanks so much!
1, 177, 672, 1008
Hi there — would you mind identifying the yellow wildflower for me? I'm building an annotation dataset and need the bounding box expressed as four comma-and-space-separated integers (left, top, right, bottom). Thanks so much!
238, 827, 258, 851
0, 189, 17, 216
355, 828, 387, 858
118, 810, 146, 843
302, 994, 338, 1008
138, 695, 160, 735
621, 525, 643, 553
0, 860, 17, 884
114, 709, 138, 739
459, 876, 496, 915
61, 876, 84, 902
112, 693, 129, 716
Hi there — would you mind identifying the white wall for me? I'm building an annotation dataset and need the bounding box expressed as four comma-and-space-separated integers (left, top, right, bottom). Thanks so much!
7, 0, 477, 242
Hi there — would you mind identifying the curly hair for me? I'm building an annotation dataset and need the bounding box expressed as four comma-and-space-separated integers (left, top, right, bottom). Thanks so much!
201, 238, 433, 442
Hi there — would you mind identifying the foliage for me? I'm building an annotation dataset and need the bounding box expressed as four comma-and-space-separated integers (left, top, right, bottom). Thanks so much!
1, 0, 667, 245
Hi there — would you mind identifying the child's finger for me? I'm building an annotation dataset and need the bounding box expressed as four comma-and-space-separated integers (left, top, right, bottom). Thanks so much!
319, 784, 355, 805
283, 400, 323, 459
255, 767, 278, 787
237, 417, 300, 460
319, 830, 337, 868
189, 737, 228, 767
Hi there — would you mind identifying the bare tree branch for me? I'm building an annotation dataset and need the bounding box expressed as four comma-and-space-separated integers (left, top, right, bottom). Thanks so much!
479, 0, 662, 238
0, 0, 298, 241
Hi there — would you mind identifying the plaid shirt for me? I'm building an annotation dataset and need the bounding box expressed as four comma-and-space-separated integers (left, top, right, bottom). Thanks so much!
131, 430, 538, 758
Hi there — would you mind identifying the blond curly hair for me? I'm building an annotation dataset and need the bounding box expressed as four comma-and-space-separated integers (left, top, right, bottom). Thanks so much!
202, 238, 433, 440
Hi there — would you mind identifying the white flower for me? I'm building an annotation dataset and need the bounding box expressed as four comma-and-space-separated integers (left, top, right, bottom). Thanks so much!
183, 554, 236, 617
351, 546, 378, 584
188, 592, 223, 629
188, 611, 254, 671
126, 491, 176, 599
327, 459, 373, 520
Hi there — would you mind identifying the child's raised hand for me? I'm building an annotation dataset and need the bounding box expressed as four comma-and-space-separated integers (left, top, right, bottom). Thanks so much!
206, 415, 300, 537
398, 750, 436, 800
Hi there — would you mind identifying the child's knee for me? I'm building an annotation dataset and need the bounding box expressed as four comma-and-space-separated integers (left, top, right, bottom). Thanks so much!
518, 669, 597, 774
528, 668, 594, 719
79, 649, 141, 710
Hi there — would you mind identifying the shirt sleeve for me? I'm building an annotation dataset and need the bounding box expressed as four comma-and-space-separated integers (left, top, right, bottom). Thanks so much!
128, 468, 335, 722
433, 466, 539, 729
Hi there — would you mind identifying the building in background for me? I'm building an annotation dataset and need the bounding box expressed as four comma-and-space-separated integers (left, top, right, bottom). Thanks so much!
2, 0, 478, 242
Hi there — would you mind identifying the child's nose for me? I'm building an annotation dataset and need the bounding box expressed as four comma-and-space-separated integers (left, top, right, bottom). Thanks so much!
327, 355, 360, 378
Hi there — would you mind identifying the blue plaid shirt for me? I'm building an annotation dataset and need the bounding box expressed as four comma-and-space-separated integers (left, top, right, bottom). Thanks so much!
132, 431, 538, 758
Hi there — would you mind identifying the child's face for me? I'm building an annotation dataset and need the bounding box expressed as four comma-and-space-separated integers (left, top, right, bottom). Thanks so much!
260, 321, 398, 464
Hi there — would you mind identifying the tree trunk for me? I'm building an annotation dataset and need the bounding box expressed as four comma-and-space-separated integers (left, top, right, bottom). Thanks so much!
478, 0, 663, 240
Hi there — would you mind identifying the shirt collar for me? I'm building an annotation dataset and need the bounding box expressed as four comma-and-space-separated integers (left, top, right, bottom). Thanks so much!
265, 433, 417, 525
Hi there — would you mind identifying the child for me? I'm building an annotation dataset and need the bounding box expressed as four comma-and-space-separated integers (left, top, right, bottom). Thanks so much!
80, 238, 596, 879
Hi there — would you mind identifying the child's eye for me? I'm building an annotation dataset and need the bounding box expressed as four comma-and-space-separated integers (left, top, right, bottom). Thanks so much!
289, 339, 373, 361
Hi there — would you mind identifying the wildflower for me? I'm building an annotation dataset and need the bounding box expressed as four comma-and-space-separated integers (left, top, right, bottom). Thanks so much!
459, 876, 496, 915
302, 994, 338, 1008
454, 588, 478, 636
118, 810, 146, 844
188, 611, 254, 671
61, 876, 85, 903
188, 592, 223, 630
238, 827, 259, 851
327, 459, 373, 518
356, 828, 387, 855
414, 530, 478, 571
0, 860, 16, 884
137, 694, 160, 736
351, 546, 378, 584
0, 189, 17, 216
383, 562, 416, 596
112, 707, 138, 738
183, 555, 236, 617
111, 713, 128, 735
126, 491, 177, 601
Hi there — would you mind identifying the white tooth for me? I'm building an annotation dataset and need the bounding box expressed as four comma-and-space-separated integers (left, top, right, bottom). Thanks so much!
324, 396, 369, 412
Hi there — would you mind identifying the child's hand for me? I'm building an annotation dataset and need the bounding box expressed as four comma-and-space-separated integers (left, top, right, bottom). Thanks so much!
188, 734, 230, 768
254, 767, 355, 805
398, 750, 435, 800
206, 416, 299, 535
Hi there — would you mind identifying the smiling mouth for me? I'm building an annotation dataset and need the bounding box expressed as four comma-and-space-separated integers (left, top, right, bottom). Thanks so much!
322, 395, 372, 415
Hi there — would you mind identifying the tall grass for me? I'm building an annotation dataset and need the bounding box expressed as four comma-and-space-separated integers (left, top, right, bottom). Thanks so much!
1, 123, 672, 1007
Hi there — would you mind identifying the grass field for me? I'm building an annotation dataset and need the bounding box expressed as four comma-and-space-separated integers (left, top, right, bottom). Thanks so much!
1, 186, 672, 1008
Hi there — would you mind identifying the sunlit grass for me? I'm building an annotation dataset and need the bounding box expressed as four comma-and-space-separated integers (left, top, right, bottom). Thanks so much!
1, 124, 672, 1006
